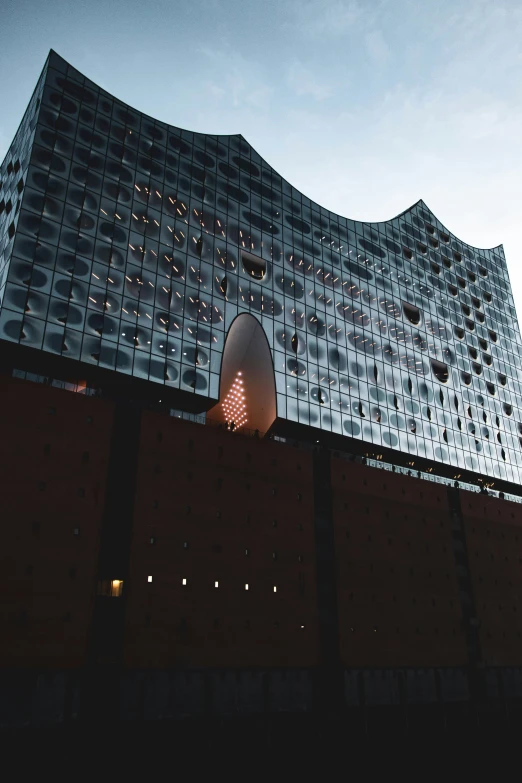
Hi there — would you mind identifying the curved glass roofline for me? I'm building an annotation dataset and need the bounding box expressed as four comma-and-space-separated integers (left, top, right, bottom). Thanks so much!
41, 49, 504, 256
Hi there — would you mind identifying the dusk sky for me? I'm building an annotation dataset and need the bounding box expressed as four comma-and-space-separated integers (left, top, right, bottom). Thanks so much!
2, 0, 521, 313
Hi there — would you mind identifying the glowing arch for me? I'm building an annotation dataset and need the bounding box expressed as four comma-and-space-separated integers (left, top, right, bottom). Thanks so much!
208, 314, 277, 434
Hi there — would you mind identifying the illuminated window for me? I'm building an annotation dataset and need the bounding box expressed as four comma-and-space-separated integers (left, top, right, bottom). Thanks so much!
214, 581, 219, 588
245, 584, 249, 591
221, 371, 248, 431
182, 578, 187, 586
111, 579, 123, 597
273, 585, 277, 593
147, 575, 153, 583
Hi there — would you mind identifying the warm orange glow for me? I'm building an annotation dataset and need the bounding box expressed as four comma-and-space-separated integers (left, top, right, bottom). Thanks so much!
111, 579, 123, 597
221, 371, 248, 431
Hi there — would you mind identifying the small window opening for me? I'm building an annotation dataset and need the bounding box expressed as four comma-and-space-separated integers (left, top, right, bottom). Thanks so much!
111, 579, 123, 597
431, 360, 449, 383
241, 251, 266, 280
403, 303, 420, 325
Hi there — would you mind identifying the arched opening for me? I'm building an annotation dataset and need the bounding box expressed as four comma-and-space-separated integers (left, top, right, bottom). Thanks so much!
207, 313, 277, 434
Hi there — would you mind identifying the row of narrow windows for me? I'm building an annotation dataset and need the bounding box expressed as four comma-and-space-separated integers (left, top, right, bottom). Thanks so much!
146, 576, 289, 594
149, 539, 303, 561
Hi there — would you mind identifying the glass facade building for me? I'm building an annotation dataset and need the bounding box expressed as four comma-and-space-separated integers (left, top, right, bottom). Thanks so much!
1, 50, 522, 484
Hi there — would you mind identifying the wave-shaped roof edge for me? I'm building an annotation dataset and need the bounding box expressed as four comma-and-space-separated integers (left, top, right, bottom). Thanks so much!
44, 49, 504, 257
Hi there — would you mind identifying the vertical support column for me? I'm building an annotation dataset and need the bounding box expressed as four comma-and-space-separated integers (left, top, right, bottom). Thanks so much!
82, 399, 142, 721
312, 447, 342, 715
447, 487, 483, 724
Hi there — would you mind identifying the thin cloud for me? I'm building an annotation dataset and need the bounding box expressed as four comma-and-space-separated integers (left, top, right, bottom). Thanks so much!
285, 0, 364, 38
286, 60, 333, 100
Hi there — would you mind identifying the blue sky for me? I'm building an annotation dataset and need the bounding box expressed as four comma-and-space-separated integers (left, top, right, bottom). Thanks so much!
1, 0, 521, 312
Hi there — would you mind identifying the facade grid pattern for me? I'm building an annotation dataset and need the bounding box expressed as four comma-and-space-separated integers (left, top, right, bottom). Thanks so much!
1, 51, 522, 483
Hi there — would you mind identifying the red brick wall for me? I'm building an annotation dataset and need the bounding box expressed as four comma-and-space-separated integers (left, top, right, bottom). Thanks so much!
331, 458, 467, 667
124, 416, 320, 668
0, 375, 114, 667
462, 492, 522, 665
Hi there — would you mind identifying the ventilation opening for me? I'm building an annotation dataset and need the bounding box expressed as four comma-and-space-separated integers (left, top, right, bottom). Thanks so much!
448, 284, 458, 297
489, 329, 498, 343
504, 403, 512, 416
220, 276, 228, 296
478, 338, 488, 350
468, 347, 478, 360
431, 262, 440, 274
465, 319, 475, 331
486, 382, 495, 395
483, 354, 492, 366
431, 360, 448, 383
461, 372, 471, 386
478, 266, 488, 277
498, 374, 507, 386
472, 362, 482, 375
454, 251, 462, 262
454, 326, 465, 339
467, 271, 476, 282
443, 257, 452, 269
426, 224, 435, 235
471, 297, 481, 309
441, 232, 450, 243
242, 251, 266, 280
403, 303, 421, 325
291, 333, 298, 354
484, 292, 492, 303
403, 247, 413, 260
457, 277, 466, 289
